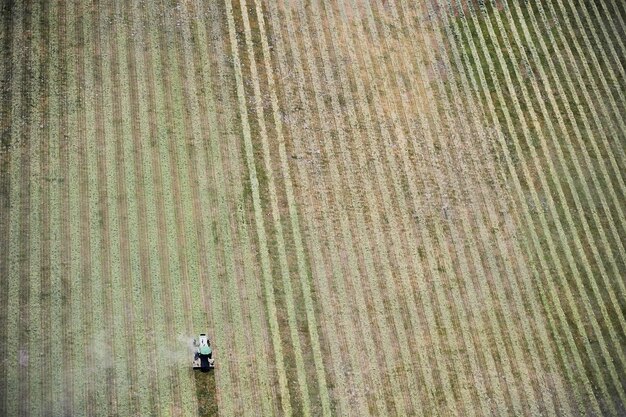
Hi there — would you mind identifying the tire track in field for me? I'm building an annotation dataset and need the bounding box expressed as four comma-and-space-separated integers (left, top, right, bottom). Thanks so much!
119, 3, 161, 415
268, 1, 398, 413
454, 3, 611, 413
72, 0, 96, 413
17, 3, 34, 415
178, 3, 259, 414
471, 4, 626, 409
37, 0, 53, 412
28, 6, 43, 414
135, 2, 183, 413
5, 4, 24, 413
90, 1, 118, 412
0, 1, 14, 414
81, 4, 110, 414
250, 1, 365, 414
428, 2, 574, 413
152, 0, 195, 337
167, 2, 246, 412
234, 1, 333, 414
185, 2, 242, 413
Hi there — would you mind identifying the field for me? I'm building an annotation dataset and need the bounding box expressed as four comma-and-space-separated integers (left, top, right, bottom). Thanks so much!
0, 0, 625, 415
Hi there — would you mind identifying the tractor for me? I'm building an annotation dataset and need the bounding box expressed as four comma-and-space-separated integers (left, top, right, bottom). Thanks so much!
192, 333, 215, 371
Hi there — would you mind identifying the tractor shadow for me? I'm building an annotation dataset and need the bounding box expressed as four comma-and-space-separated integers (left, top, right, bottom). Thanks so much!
193, 369, 218, 416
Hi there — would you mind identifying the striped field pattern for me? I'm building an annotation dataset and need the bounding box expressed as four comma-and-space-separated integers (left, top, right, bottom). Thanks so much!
0, 0, 625, 416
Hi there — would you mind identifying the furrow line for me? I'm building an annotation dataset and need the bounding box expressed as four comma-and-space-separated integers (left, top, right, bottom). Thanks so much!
189, 2, 267, 412
57, 1, 76, 413
260, 1, 374, 415
91, 1, 119, 412
28, 4, 43, 414
187, 1, 245, 413
225, 1, 311, 412
316, 2, 473, 412
171, 1, 249, 412
305, 0, 457, 413
136, 1, 184, 413
596, 0, 626, 65
66, 2, 87, 413
454, 2, 612, 413
431, 2, 574, 414
152, 0, 195, 344
477, 3, 626, 406
223, 0, 301, 413
201, 1, 260, 412
169, 1, 212, 342
5, 1, 23, 411
0, 1, 12, 411
36, 0, 53, 412
147, 11, 197, 414
497, 0, 626, 355
587, 0, 626, 82
567, 0, 626, 111
426, 1, 561, 413
81, 2, 110, 413
17, 3, 33, 415
236, 0, 333, 414
604, 0, 626, 50
281, 0, 414, 413
73, 0, 97, 414
47, 3, 66, 414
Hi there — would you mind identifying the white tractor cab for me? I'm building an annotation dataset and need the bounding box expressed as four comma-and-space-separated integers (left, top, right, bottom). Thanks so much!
192, 333, 215, 371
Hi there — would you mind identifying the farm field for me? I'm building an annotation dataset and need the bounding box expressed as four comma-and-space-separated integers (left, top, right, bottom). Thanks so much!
0, 0, 625, 416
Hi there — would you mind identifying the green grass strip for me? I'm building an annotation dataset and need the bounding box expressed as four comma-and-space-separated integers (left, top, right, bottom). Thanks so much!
477, 4, 626, 408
